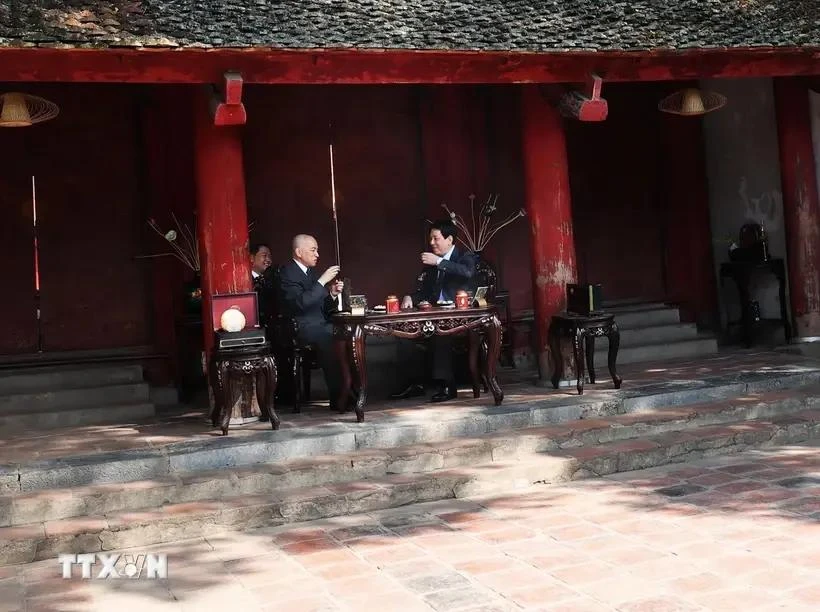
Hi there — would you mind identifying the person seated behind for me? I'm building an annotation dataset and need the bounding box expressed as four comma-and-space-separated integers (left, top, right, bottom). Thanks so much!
394, 219, 477, 402
277, 234, 346, 410
249, 243, 275, 326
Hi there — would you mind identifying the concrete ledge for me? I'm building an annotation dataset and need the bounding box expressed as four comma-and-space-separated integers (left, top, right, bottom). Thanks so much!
2, 368, 820, 494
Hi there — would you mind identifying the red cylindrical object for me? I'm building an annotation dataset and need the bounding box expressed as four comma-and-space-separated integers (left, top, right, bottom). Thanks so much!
386, 295, 400, 313
455, 290, 470, 309
774, 78, 820, 338
194, 88, 252, 355
521, 85, 578, 377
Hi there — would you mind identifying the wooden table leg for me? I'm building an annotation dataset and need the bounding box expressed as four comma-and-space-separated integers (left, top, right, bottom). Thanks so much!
256, 355, 280, 430
548, 322, 563, 390
218, 360, 233, 436
484, 316, 504, 405
607, 323, 623, 389
334, 334, 353, 418
734, 273, 754, 347
350, 324, 366, 422
777, 268, 792, 343
208, 357, 221, 428
468, 330, 481, 399
585, 334, 596, 384
573, 328, 585, 395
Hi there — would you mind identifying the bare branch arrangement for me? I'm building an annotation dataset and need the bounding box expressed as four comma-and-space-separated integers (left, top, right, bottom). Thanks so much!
430, 194, 526, 252
139, 214, 200, 272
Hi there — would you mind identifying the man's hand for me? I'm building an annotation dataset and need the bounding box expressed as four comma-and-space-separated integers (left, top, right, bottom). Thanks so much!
318, 265, 341, 286
402, 295, 413, 309
330, 279, 344, 297
421, 252, 440, 266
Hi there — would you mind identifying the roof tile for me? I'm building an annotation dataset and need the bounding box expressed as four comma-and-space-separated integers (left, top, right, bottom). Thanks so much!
0, 1, 816, 51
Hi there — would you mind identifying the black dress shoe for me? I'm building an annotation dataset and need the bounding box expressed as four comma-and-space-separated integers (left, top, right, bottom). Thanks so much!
389, 383, 425, 400
430, 385, 457, 403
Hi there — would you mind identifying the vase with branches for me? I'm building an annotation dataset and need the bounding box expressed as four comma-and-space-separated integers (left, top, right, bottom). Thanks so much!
438, 194, 526, 253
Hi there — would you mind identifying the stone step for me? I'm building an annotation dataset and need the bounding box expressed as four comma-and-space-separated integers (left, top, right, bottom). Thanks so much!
0, 401, 155, 432
5, 365, 820, 495
1, 387, 814, 527
608, 306, 680, 330
0, 364, 144, 396
2, 408, 816, 565
594, 336, 718, 366
598, 322, 700, 348
0, 382, 150, 415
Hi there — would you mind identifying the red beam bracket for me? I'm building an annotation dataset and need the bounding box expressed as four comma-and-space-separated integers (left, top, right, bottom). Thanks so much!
209, 71, 247, 126
558, 73, 608, 122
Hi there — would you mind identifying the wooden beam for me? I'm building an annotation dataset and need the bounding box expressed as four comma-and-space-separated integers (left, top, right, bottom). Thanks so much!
209, 71, 246, 126
0, 47, 817, 85
558, 73, 608, 121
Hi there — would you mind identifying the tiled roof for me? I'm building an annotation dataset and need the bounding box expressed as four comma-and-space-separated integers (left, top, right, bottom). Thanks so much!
0, 1, 817, 52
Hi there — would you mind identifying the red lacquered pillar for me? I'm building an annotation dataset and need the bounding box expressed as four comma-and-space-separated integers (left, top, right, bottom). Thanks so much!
520, 86, 578, 378
193, 86, 252, 356
774, 78, 820, 339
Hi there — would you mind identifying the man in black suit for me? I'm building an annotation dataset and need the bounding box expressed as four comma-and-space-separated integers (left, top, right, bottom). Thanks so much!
278, 234, 346, 409
250, 243, 276, 327
395, 219, 477, 402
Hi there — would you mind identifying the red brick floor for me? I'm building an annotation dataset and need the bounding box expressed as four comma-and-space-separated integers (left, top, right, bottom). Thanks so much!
4, 441, 819, 611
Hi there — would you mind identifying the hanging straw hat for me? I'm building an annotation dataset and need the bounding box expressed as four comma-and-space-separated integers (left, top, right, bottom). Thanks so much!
658, 88, 727, 116
0, 92, 59, 127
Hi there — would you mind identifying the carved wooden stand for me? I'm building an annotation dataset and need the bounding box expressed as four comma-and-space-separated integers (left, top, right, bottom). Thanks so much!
209, 342, 280, 435
548, 312, 622, 395
333, 307, 505, 422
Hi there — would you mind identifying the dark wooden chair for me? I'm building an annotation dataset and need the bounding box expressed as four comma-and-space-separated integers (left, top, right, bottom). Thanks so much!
263, 266, 319, 413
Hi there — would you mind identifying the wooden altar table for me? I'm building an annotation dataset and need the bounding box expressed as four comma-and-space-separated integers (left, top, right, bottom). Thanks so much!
332, 306, 504, 422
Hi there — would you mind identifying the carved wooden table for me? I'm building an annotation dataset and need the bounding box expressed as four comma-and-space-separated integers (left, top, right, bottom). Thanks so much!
332, 307, 504, 422
548, 312, 623, 395
719, 258, 791, 346
208, 342, 279, 436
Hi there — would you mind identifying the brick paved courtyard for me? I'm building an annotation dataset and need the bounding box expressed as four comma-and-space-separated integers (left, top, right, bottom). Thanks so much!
2, 441, 818, 612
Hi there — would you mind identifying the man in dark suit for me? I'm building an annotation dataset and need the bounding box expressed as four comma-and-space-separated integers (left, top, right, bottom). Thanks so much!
395, 219, 477, 402
278, 234, 346, 409
250, 243, 276, 327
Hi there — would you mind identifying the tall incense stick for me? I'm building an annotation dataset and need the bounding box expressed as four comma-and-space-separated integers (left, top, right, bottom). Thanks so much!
329, 122, 341, 267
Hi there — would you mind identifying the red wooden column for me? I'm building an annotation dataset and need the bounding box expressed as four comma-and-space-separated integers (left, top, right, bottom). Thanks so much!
193, 82, 252, 355
658, 103, 717, 327
520, 86, 578, 378
774, 78, 820, 339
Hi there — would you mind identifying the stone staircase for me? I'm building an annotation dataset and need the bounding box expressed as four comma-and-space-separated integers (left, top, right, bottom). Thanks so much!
1, 358, 819, 566
0, 364, 155, 431
593, 303, 718, 366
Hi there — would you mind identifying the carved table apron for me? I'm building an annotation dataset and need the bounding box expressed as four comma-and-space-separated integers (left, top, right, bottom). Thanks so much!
209, 343, 280, 436
332, 307, 505, 422
548, 312, 623, 395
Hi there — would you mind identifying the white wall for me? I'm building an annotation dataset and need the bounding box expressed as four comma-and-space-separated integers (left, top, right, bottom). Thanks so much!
701, 78, 788, 333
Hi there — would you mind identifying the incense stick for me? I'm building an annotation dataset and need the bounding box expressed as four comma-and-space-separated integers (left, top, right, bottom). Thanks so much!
329, 122, 341, 268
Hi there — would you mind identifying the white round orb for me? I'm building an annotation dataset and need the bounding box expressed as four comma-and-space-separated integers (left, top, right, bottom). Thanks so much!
220, 307, 246, 332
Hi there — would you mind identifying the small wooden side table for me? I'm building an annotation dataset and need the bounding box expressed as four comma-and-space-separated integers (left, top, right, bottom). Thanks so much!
209, 342, 280, 435
548, 312, 623, 395
719, 258, 791, 346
